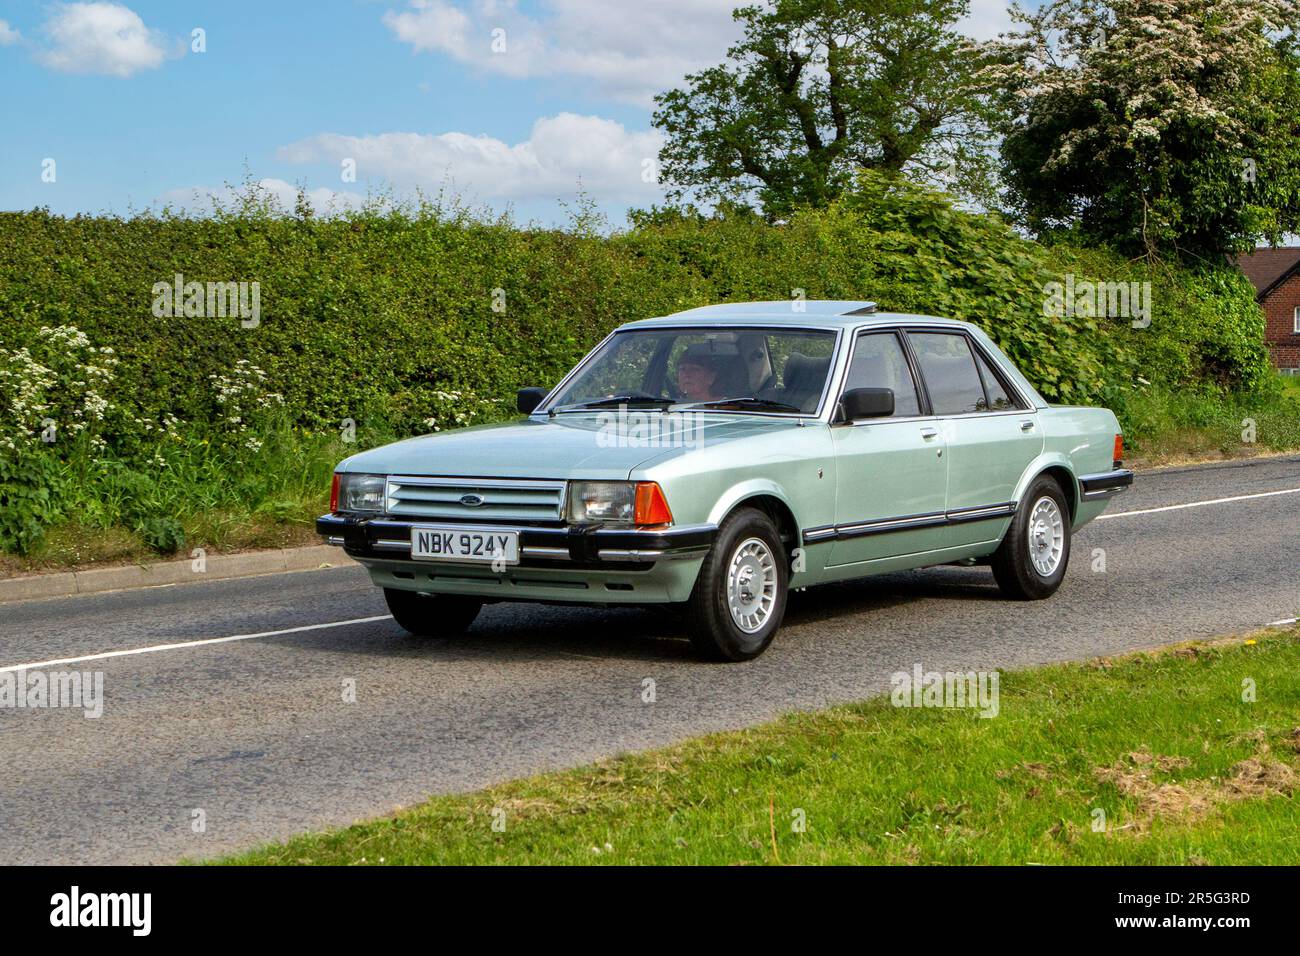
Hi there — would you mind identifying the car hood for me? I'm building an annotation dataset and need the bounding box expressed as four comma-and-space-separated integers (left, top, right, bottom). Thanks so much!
338, 413, 806, 480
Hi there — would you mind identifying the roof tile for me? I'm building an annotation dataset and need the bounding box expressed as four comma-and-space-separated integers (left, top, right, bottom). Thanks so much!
1234, 247, 1300, 296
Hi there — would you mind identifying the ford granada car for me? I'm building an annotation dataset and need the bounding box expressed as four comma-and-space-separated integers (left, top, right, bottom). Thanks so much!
319, 301, 1133, 661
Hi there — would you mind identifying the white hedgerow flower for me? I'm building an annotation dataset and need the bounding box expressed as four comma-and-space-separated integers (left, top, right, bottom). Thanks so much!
0, 324, 116, 447
207, 362, 282, 452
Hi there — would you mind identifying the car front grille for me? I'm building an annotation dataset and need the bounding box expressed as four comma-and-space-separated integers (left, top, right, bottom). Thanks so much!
384, 476, 566, 523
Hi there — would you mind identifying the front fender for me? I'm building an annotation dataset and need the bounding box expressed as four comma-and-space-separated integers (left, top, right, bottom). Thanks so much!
705, 477, 809, 534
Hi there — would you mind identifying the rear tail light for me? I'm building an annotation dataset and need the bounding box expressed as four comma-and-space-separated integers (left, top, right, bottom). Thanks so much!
330, 473, 340, 512
1113, 434, 1124, 469
634, 482, 673, 526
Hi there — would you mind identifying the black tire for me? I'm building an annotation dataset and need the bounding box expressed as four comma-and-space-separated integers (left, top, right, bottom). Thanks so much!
684, 507, 788, 662
991, 474, 1072, 600
383, 588, 482, 637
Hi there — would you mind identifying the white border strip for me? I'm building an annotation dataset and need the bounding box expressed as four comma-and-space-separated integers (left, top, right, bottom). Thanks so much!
0, 615, 391, 675
1097, 486, 1300, 520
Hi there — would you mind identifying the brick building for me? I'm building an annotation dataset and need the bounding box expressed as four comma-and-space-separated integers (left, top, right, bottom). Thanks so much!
1235, 247, 1300, 372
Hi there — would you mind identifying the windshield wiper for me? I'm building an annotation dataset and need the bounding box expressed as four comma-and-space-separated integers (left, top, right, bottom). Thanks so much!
687, 396, 803, 413
555, 394, 677, 412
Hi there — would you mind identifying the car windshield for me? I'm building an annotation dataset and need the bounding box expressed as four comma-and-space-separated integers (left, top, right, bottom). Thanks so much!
548, 327, 838, 415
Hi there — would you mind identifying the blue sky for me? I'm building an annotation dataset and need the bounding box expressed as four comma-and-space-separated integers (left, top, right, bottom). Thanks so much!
0, 1, 1015, 225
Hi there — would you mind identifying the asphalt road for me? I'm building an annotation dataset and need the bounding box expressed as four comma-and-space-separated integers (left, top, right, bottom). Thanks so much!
1, 455, 1297, 865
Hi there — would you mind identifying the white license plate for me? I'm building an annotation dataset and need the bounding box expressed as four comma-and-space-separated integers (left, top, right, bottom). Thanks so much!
410, 526, 520, 564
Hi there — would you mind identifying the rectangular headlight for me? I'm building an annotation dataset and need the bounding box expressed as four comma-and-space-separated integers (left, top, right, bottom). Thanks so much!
566, 481, 673, 526
338, 473, 386, 513
567, 481, 636, 525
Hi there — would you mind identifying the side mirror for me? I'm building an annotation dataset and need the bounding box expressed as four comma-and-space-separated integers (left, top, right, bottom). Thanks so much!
516, 387, 549, 414
839, 387, 894, 422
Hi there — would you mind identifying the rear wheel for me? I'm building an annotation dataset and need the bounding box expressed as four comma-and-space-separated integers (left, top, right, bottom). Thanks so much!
990, 475, 1071, 600
383, 588, 482, 637
684, 508, 788, 661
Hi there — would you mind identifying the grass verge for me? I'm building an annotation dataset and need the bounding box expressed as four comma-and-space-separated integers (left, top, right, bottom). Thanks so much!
0, 423, 349, 577
220, 628, 1300, 865
1120, 374, 1300, 467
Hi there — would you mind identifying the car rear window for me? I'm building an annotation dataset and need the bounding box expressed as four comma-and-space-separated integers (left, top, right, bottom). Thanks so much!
973, 348, 1018, 410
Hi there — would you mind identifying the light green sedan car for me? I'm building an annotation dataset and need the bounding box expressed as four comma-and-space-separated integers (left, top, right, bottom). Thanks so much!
319, 301, 1133, 660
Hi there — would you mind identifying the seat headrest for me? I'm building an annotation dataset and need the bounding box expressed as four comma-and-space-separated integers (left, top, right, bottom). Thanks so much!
784, 352, 831, 394
680, 342, 739, 366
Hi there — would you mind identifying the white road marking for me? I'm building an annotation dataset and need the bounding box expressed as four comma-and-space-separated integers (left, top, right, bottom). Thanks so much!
1097, 486, 1300, 520
0, 615, 392, 675
1266, 618, 1298, 627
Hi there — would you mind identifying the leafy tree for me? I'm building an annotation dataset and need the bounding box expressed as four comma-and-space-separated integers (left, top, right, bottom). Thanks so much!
651, 0, 997, 217
991, 0, 1300, 261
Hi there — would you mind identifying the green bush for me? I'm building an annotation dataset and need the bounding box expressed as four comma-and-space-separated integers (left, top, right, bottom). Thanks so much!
0, 451, 63, 554
0, 180, 1272, 447
138, 516, 186, 555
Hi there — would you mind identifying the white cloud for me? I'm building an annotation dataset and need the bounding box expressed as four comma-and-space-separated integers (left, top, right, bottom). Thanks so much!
383, 1, 1020, 103
158, 178, 366, 216
277, 112, 665, 205
0, 20, 22, 45
382, 0, 742, 106
383, 0, 474, 54
959, 0, 1016, 42
38, 2, 170, 77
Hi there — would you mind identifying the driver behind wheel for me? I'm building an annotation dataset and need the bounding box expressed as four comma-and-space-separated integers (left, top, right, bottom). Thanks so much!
675, 344, 737, 402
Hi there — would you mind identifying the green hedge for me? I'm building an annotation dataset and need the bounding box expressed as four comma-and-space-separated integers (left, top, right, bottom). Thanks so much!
0, 177, 1274, 445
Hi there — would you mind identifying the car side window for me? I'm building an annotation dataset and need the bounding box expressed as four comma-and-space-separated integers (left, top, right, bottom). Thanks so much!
972, 348, 1018, 410
844, 332, 922, 417
907, 332, 986, 415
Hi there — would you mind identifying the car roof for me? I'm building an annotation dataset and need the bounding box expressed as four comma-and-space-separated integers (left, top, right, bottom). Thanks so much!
620, 301, 971, 331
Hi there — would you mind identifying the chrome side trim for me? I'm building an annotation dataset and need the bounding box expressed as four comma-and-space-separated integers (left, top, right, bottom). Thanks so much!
801, 501, 1017, 544
945, 502, 1018, 524
836, 511, 948, 537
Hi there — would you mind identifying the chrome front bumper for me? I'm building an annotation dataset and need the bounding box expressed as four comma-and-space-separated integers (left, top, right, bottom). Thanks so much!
316, 514, 717, 566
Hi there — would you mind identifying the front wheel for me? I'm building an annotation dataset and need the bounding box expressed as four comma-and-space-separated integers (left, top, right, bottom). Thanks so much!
684, 508, 788, 661
383, 588, 482, 637
990, 475, 1071, 600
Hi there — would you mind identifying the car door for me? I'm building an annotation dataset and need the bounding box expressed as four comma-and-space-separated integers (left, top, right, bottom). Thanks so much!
827, 330, 949, 568
906, 330, 1043, 549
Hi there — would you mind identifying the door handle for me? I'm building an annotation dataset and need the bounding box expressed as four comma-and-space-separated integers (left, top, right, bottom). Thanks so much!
1020, 420, 1035, 432
920, 427, 939, 440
